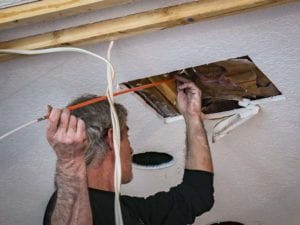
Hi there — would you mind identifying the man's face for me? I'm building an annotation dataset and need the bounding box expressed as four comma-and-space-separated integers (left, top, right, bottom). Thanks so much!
120, 126, 133, 184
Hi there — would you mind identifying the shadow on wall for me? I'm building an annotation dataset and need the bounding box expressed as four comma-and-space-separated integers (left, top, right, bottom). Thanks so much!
209, 222, 244, 225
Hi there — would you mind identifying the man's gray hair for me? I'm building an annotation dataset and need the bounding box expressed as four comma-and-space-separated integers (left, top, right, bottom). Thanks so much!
68, 94, 128, 165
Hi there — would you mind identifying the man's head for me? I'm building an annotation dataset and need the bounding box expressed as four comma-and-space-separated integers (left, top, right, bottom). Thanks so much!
68, 94, 129, 165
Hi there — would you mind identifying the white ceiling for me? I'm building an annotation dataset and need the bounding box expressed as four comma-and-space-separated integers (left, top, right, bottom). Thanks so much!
0, 1, 299, 225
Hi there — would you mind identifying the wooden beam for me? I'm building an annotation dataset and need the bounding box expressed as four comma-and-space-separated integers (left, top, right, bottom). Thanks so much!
0, 0, 136, 30
0, 0, 297, 61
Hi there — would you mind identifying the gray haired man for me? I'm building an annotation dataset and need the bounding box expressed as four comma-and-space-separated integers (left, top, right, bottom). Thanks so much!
44, 76, 214, 225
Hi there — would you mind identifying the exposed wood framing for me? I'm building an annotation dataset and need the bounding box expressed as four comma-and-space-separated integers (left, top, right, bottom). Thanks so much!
0, 0, 297, 61
0, 0, 136, 30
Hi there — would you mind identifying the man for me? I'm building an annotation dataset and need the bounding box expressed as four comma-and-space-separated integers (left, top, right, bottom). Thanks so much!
44, 76, 214, 225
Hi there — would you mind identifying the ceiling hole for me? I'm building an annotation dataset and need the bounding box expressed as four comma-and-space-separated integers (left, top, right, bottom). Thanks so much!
132, 152, 175, 170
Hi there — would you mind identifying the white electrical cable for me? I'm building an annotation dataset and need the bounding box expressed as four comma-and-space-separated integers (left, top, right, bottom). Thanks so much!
0, 46, 124, 225
212, 100, 260, 142
106, 41, 124, 225
0, 47, 115, 140
0, 119, 40, 140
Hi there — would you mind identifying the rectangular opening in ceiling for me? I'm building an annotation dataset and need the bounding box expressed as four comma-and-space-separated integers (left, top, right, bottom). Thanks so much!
0, 0, 38, 9
120, 56, 283, 121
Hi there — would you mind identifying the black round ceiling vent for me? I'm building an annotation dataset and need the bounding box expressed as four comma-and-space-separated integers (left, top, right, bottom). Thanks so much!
132, 152, 175, 170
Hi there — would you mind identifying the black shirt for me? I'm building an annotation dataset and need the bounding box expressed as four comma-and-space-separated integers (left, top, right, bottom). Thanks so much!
44, 170, 214, 225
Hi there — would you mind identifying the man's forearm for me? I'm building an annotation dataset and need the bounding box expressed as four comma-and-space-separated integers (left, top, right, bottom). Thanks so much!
52, 158, 92, 225
185, 116, 213, 172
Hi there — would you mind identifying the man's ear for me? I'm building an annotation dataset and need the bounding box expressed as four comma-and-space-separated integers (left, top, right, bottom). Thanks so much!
107, 128, 114, 151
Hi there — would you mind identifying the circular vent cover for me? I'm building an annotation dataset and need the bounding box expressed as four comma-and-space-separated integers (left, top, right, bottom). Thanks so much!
132, 152, 175, 170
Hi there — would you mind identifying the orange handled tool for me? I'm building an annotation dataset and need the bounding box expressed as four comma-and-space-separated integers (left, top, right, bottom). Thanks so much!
43, 78, 175, 119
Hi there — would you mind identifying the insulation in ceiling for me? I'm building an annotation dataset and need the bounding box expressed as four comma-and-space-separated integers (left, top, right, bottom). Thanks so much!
121, 56, 282, 119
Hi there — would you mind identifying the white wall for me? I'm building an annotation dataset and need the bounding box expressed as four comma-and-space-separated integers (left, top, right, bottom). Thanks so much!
0, 1, 299, 225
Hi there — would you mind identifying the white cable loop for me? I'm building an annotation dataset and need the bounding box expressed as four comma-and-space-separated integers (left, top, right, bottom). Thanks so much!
0, 46, 124, 225
0, 47, 115, 140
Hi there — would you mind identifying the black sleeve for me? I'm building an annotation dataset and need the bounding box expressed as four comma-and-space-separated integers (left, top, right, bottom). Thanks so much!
124, 169, 214, 225
43, 192, 57, 225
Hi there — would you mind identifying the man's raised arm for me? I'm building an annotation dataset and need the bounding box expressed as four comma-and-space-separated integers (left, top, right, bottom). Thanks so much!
176, 76, 213, 172
46, 108, 92, 225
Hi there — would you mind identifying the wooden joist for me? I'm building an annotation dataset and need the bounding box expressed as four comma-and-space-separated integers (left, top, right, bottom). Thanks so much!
0, 0, 136, 30
0, 0, 296, 61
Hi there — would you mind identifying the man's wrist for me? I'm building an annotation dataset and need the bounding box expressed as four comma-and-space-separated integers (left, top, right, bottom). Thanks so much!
56, 156, 87, 180
57, 154, 85, 164
184, 114, 203, 125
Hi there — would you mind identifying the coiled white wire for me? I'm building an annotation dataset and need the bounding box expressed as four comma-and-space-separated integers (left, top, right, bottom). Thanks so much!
0, 46, 124, 225
0, 47, 115, 141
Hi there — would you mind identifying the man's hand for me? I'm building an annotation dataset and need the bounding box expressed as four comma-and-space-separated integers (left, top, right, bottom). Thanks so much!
176, 75, 213, 172
46, 108, 92, 225
175, 75, 202, 120
47, 108, 87, 162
